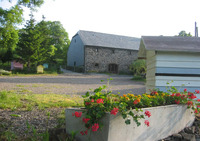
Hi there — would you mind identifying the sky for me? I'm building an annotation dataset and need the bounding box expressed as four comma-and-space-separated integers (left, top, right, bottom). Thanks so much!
1, 0, 200, 40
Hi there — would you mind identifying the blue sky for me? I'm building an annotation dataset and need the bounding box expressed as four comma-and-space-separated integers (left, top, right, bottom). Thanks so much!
1, 0, 200, 39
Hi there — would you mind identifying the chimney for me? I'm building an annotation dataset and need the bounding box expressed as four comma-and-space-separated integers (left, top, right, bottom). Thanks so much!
195, 22, 198, 37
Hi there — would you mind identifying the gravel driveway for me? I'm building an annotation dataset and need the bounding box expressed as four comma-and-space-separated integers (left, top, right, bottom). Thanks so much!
0, 73, 145, 95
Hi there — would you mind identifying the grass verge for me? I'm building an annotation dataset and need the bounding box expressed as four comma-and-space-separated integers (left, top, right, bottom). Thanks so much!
0, 90, 84, 140
0, 90, 84, 110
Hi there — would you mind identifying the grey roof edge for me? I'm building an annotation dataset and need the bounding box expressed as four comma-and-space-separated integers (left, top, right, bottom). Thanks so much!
76, 30, 140, 50
141, 36, 200, 52
79, 30, 140, 39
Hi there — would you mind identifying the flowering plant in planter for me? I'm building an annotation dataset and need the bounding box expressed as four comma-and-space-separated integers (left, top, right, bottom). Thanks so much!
71, 80, 200, 136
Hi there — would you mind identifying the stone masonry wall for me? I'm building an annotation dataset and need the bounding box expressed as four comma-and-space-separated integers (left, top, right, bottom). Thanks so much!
85, 46, 138, 73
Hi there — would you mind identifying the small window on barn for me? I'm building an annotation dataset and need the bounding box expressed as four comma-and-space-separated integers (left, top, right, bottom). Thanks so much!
94, 63, 99, 68
112, 50, 115, 54
74, 39, 76, 43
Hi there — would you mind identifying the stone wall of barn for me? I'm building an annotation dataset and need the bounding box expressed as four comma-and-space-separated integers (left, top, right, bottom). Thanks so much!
84, 46, 138, 73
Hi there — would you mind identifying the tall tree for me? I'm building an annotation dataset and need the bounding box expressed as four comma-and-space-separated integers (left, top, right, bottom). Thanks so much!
17, 15, 58, 68
178, 31, 192, 37
48, 21, 70, 64
34, 18, 56, 64
0, 5, 22, 63
0, 0, 44, 63
16, 13, 42, 68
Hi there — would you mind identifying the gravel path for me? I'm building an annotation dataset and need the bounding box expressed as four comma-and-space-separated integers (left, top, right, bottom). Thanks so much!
0, 73, 145, 95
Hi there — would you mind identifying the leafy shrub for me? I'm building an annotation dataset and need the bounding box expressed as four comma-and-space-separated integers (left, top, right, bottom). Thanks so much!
0, 69, 11, 75
130, 59, 146, 76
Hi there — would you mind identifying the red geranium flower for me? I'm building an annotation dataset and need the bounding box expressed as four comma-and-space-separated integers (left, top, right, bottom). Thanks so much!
80, 131, 84, 135
110, 108, 119, 115
184, 88, 187, 92
195, 109, 198, 114
144, 110, 151, 118
175, 93, 181, 97
85, 102, 91, 105
84, 130, 88, 135
144, 120, 150, 127
82, 118, 90, 124
133, 99, 140, 105
195, 90, 200, 94
175, 100, 180, 104
92, 123, 99, 132
80, 130, 88, 135
188, 92, 197, 99
96, 99, 104, 104
181, 94, 186, 100
197, 99, 200, 102
91, 99, 94, 102
187, 101, 193, 106
72, 111, 82, 117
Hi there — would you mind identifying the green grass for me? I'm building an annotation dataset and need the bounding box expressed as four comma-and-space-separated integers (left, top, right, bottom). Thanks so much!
0, 91, 84, 110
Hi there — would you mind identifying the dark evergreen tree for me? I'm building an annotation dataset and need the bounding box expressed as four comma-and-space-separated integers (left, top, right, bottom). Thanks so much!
16, 13, 42, 68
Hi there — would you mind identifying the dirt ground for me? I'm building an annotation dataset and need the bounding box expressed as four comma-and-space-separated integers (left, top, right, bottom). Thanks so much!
0, 73, 145, 95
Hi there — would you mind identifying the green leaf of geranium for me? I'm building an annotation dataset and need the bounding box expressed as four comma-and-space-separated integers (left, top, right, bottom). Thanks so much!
122, 113, 127, 119
125, 119, 131, 125
128, 111, 134, 116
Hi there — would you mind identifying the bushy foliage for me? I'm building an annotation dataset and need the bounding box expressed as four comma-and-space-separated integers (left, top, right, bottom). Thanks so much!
130, 59, 146, 76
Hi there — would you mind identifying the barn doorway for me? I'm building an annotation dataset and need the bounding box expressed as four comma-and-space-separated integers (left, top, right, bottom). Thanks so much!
108, 64, 118, 73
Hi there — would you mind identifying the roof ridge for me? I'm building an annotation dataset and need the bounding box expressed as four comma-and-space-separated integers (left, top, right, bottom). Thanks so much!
78, 30, 140, 39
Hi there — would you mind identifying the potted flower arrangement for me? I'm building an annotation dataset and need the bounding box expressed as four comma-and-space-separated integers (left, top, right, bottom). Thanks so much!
65, 80, 199, 141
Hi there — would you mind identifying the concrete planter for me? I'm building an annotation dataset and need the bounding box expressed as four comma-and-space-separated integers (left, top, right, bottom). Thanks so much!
65, 105, 195, 141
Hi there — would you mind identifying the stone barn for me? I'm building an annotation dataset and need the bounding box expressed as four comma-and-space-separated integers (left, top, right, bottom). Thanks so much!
67, 30, 140, 73
138, 36, 200, 93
